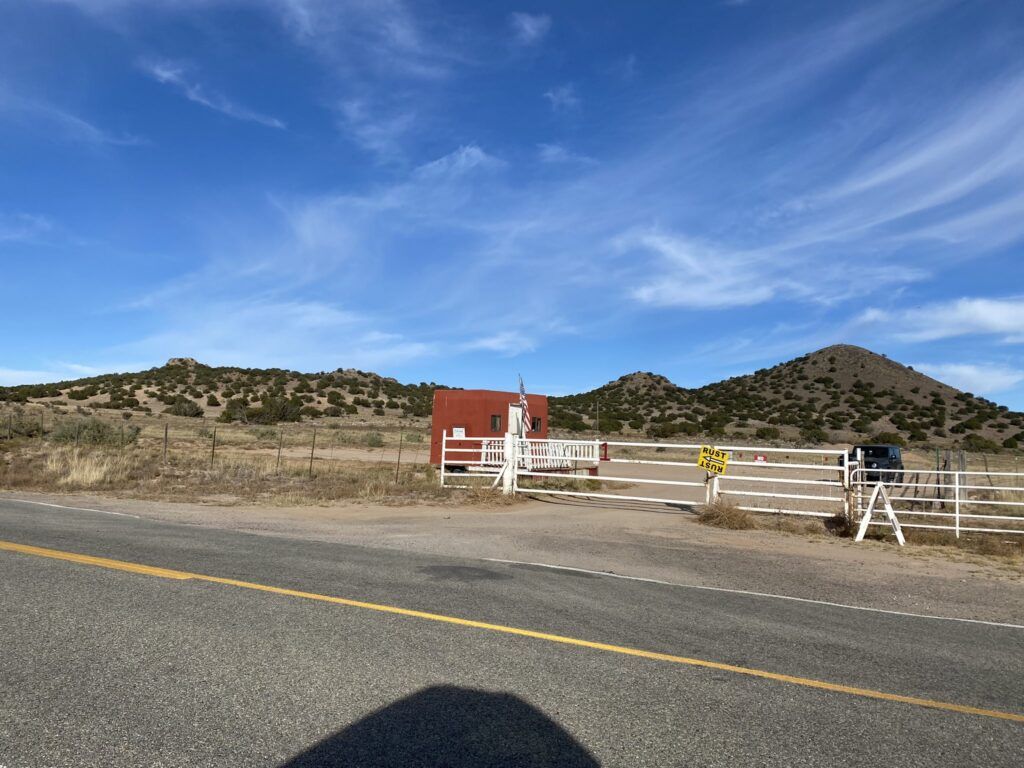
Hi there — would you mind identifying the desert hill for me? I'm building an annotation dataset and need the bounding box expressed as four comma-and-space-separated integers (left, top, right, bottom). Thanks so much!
1, 346, 1021, 450
549, 345, 1023, 451
0, 359, 442, 425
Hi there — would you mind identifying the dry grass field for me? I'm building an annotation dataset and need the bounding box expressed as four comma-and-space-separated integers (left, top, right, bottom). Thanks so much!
0, 402, 460, 506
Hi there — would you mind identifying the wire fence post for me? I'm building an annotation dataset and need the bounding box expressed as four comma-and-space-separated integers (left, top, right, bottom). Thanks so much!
394, 430, 404, 484
276, 429, 283, 475
210, 427, 217, 469
119, 422, 124, 449
163, 423, 169, 462
40, 411, 44, 441
308, 427, 317, 478
6, 413, 11, 441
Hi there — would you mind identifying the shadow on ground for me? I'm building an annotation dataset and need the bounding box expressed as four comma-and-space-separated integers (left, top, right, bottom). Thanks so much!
278, 685, 599, 767
528, 491, 694, 515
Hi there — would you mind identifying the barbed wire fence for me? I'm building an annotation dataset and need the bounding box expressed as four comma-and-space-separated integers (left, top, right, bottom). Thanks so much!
0, 402, 430, 482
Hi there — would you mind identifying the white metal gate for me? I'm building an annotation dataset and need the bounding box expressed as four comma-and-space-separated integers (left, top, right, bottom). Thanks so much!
851, 467, 1024, 537
439, 432, 1024, 539
441, 433, 849, 519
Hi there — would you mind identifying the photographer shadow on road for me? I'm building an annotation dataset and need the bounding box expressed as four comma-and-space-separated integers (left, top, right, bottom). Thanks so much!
278, 684, 599, 767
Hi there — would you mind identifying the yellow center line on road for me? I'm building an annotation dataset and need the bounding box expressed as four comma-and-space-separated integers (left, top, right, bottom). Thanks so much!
2, 537, 1022, 725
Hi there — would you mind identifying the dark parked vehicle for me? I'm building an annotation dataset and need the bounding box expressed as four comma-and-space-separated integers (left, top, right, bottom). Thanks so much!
840, 444, 905, 483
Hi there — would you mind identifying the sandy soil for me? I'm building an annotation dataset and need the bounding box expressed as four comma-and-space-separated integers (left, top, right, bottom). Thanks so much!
4, 489, 1021, 625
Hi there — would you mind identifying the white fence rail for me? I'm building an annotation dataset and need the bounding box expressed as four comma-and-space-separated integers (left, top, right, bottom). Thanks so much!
441, 433, 849, 518
852, 467, 1024, 537
440, 433, 1024, 539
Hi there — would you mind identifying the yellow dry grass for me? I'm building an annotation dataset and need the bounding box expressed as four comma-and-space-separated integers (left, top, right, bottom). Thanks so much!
697, 500, 756, 530
45, 446, 137, 486
2, 442, 450, 506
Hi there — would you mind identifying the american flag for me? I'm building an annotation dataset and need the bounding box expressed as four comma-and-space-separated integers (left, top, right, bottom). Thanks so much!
519, 375, 531, 435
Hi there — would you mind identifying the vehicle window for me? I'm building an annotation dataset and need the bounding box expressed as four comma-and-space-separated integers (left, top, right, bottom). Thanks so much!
861, 447, 888, 459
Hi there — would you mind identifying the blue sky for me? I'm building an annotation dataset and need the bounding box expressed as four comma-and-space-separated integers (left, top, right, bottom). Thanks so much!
2, 0, 1024, 407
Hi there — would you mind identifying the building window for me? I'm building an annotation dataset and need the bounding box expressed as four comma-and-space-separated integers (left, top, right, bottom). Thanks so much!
490, 414, 502, 432
532, 417, 542, 432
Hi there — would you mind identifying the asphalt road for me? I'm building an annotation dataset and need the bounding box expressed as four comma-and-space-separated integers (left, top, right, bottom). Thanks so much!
0, 498, 1021, 767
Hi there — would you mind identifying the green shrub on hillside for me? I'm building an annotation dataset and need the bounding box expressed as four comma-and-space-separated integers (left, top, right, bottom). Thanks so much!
247, 397, 302, 424
163, 397, 204, 418
50, 417, 139, 445
962, 434, 1000, 452
799, 425, 828, 443
217, 398, 249, 423
1, 408, 44, 437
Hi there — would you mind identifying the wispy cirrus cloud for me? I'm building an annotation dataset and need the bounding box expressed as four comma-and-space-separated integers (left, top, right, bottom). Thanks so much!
55, 0, 459, 157
461, 330, 537, 356
537, 143, 595, 165
413, 144, 504, 179
0, 89, 143, 146
0, 359, 151, 386
543, 83, 580, 112
859, 298, 1024, 343
0, 367, 66, 386
112, 298, 435, 371
912, 363, 1024, 395
336, 99, 416, 159
56, 0, 458, 79
0, 213, 53, 243
275, 0, 458, 80
509, 12, 551, 46
141, 59, 286, 129
784, 70, 1024, 251
621, 231, 780, 309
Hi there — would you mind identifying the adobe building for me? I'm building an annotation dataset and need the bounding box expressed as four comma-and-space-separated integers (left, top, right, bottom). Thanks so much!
430, 389, 549, 466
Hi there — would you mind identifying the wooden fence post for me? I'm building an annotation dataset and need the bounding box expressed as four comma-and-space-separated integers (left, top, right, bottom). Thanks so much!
163, 424, 169, 462
308, 427, 317, 478
394, 430, 404, 484
276, 430, 283, 475
210, 427, 217, 469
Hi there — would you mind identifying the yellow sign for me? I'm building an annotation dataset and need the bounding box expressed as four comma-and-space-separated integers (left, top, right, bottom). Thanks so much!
698, 445, 729, 475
